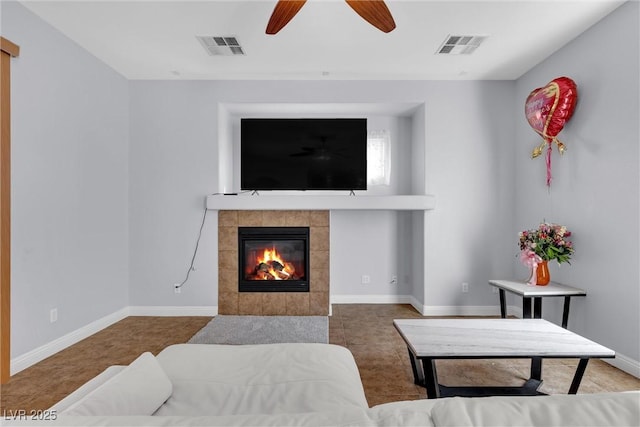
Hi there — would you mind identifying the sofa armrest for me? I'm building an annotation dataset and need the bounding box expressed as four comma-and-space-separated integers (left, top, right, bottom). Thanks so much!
49, 365, 125, 413
56, 352, 173, 416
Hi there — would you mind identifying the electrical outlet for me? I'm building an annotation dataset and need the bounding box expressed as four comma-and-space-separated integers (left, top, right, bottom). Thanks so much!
174, 284, 182, 294
50, 308, 58, 323
361, 275, 371, 284
462, 282, 469, 293
390, 275, 398, 285
492, 287, 499, 293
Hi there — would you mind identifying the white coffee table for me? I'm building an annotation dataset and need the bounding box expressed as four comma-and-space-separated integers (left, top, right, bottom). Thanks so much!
393, 318, 615, 399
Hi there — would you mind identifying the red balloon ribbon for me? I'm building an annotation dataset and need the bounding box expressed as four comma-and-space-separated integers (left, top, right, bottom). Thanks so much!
524, 77, 578, 186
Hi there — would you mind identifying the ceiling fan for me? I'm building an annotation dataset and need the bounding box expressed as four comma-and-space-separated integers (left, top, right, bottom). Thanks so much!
266, 0, 396, 35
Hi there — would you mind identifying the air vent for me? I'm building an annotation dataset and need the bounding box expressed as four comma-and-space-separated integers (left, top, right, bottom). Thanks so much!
437, 35, 487, 55
197, 36, 245, 56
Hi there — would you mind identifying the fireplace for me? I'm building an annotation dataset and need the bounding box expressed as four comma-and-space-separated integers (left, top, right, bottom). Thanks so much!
217, 210, 329, 315
238, 227, 310, 293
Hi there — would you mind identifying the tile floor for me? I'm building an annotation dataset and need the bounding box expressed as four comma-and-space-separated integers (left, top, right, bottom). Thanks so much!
1, 304, 639, 412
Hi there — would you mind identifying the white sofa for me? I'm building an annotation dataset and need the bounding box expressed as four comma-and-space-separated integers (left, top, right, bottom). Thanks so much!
7, 343, 640, 426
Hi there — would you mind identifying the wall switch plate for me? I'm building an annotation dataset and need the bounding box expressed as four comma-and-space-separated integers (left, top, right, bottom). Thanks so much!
492, 287, 499, 293
50, 308, 58, 323
462, 282, 469, 293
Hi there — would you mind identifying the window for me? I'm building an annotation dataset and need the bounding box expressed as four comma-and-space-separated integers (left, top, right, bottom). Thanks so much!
367, 130, 390, 186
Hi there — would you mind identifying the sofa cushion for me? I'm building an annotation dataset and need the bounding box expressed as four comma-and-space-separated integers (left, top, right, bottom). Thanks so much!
429, 392, 640, 427
368, 400, 438, 426
60, 352, 173, 416
153, 343, 368, 416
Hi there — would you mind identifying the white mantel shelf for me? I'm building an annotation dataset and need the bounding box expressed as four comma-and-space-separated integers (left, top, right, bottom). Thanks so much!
206, 194, 436, 211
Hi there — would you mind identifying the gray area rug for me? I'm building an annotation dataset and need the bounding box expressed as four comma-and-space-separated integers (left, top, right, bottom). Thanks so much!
188, 315, 329, 345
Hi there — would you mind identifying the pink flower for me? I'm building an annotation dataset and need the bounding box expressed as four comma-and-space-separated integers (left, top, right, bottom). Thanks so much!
518, 222, 574, 264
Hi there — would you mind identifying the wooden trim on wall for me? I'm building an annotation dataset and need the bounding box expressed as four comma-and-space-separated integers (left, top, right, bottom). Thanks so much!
1, 36, 19, 384
1, 37, 20, 57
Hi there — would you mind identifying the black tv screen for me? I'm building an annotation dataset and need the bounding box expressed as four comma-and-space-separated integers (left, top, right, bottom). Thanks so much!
240, 118, 367, 191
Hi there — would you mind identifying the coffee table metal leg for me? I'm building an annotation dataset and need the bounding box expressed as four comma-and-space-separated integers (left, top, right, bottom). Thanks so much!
533, 297, 542, 318
526, 298, 542, 383
523, 297, 532, 318
569, 358, 589, 394
499, 289, 506, 318
421, 358, 440, 399
562, 297, 571, 328
530, 357, 543, 380
407, 348, 424, 386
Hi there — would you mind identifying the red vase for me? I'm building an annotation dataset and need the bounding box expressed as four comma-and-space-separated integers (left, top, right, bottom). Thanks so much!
536, 260, 550, 286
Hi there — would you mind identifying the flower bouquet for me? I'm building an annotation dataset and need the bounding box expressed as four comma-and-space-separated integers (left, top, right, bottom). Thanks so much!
519, 222, 574, 285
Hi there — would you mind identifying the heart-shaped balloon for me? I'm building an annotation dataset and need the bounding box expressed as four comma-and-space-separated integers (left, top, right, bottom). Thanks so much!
525, 76, 578, 148
524, 77, 578, 186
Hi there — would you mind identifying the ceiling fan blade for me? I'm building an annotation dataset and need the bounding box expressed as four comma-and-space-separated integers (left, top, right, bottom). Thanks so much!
266, 1, 307, 35
345, 0, 396, 33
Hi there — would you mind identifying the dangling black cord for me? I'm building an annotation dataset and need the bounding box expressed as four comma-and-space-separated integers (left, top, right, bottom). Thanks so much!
176, 205, 208, 289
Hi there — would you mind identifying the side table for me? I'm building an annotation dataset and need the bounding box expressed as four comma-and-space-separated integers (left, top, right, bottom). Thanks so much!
488, 279, 586, 329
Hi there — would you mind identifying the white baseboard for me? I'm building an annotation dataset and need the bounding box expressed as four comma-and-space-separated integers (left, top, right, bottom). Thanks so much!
10, 306, 217, 376
331, 294, 414, 305
604, 352, 640, 378
128, 306, 217, 316
10, 307, 130, 375
330, 294, 503, 317
421, 305, 502, 316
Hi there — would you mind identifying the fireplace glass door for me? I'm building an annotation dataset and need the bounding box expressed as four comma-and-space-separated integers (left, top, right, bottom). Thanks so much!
238, 227, 309, 292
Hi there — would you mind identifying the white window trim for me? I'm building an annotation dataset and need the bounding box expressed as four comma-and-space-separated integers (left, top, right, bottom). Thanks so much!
367, 130, 391, 186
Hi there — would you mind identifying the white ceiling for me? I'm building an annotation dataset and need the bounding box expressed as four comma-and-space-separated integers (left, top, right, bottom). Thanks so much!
18, 0, 625, 80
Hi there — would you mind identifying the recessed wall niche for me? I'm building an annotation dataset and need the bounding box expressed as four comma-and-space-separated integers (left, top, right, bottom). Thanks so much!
216, 102, 425, 195
214, 102, 431, 315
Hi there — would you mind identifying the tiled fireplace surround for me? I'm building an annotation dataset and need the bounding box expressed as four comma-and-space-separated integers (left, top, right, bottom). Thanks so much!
217, 210, 330, 316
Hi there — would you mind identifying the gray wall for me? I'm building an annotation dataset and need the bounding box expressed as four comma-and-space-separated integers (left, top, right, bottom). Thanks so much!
422, 82, 516, 311
514, 1, 639, 363
128, 82, 218, 306
3, 1, 129, 357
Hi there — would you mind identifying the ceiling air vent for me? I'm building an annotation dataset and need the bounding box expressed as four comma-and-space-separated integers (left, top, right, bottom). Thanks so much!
197, 36, 245, 56
437, 35, 487, 55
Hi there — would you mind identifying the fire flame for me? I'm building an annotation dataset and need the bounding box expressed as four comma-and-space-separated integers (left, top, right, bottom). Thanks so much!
256, 247, 296, 280
260, 247, 282, 265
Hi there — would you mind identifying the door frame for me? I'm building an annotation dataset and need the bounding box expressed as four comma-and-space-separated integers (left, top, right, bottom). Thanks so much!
1, 36, 19, 384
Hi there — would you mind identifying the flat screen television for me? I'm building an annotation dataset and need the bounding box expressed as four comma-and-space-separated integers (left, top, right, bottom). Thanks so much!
240, 118, 367, 191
